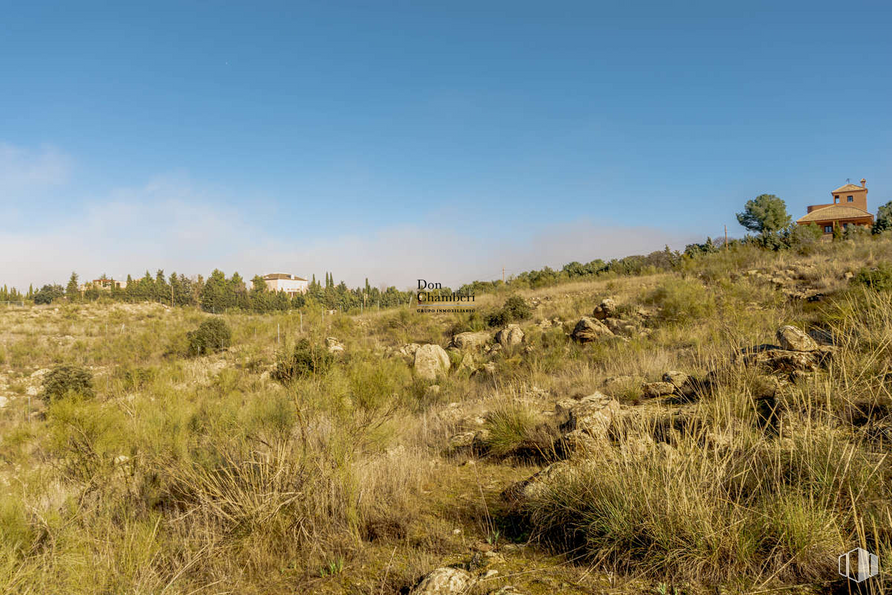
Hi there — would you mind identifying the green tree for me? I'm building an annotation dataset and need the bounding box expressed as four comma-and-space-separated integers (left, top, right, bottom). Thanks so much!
34, 284, 65, 305
65, 272, 80, 301
873, 200, 892, 234
785, 223, 823, 251
736, 194, 791, 236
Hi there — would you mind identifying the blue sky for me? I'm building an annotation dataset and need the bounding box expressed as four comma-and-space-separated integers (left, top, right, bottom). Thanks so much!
2, 1, 891, 289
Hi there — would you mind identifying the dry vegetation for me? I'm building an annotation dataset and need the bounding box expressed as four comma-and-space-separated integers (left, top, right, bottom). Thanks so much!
1, 237, 891, 594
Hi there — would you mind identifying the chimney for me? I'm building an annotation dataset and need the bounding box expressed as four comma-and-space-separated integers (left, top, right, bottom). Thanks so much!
861, 178, 867, 188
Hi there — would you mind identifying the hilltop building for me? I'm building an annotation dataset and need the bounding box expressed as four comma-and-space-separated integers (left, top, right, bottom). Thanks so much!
796, 179, 874, 236
79, 277, 127, 291
263, 273, 308, 296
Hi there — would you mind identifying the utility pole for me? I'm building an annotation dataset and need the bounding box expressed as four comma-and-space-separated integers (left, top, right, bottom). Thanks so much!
502, 267, 505, 284
724, 225, 728, 249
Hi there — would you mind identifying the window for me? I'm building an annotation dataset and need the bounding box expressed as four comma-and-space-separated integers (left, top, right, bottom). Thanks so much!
843, 223, 849, 230
847, 196, 854, 202
824, 225, 833, 234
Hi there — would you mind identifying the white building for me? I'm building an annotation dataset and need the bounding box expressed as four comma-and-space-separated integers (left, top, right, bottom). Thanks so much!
262, 273, 309, 296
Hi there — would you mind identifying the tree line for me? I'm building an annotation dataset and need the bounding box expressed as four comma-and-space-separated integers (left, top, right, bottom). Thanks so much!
7, 194, 892, 310
11, 270, 415, 313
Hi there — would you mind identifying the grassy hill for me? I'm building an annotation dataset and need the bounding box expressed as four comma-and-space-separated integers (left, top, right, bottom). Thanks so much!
0, 237, 890, 594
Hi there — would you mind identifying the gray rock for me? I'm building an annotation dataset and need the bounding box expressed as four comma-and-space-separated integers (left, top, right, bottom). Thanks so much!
495, 324, 524, 347
414, 344, 451, 381
776, 325, 818, 352
571, 317, 613, 343
557, 392, 620, 435
452, 331, 491, 351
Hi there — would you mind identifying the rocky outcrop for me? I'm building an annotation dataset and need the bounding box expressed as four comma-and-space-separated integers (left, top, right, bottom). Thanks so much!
741, 346, 834, 375
409, 567, 475, 595
452, 331, 491, 351
414, 344, 451, 380
571, 317, 613, 342
495, 324, 524, 347
776, 325, 818, 352
592, 298, 617, 320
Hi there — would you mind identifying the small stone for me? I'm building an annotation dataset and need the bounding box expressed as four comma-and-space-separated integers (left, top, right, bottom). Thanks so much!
409, 567, 475, 595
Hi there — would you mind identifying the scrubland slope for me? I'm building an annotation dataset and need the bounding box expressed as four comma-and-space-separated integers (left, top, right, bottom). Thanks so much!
0, 238, 890, 594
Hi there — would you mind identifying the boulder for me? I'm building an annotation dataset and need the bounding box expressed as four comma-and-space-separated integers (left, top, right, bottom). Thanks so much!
414, 344, 451, 381
495, 324, 524, 347
410, 567, 475, 595
776, 325, 818, 352
592, 298, 617, 320
325, 337, 345, 355
557, 392, 620, 435
452, 331, 491, 351
571, 317, 613, 343
643, 381, 676, 398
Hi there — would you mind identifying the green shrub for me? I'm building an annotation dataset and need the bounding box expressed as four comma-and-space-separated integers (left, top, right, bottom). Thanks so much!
33, 284, 65, 305
116, 366, 156, 391
187, 318, 232, 356
784, 223, 823, 254
273, 339, 334, 381
483, 403, 540, 457
41, 364, 95, 401
853, 262, 892, 291
486, 295, 532, 327
646, 278, 715, 322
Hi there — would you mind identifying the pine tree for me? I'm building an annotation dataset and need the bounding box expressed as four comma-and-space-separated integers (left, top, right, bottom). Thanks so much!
65, 272, 80, 301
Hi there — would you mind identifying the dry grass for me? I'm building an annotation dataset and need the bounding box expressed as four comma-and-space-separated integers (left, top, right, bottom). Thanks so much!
0, 236, 891, 593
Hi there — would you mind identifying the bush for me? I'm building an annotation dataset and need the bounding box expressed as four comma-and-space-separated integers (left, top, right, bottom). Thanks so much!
273, 339, 334, 381
486, 295, 532, 327
853, 262, 892, 291
41, 364, 94, 401
187, 318, 232, 356
482, 403, 544, 457
784, 223, 822, 254
646, 278, 715, 322
33, 284, 65, 305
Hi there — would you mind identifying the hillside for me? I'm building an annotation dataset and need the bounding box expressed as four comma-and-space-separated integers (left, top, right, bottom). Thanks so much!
1, 237, 890, 594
